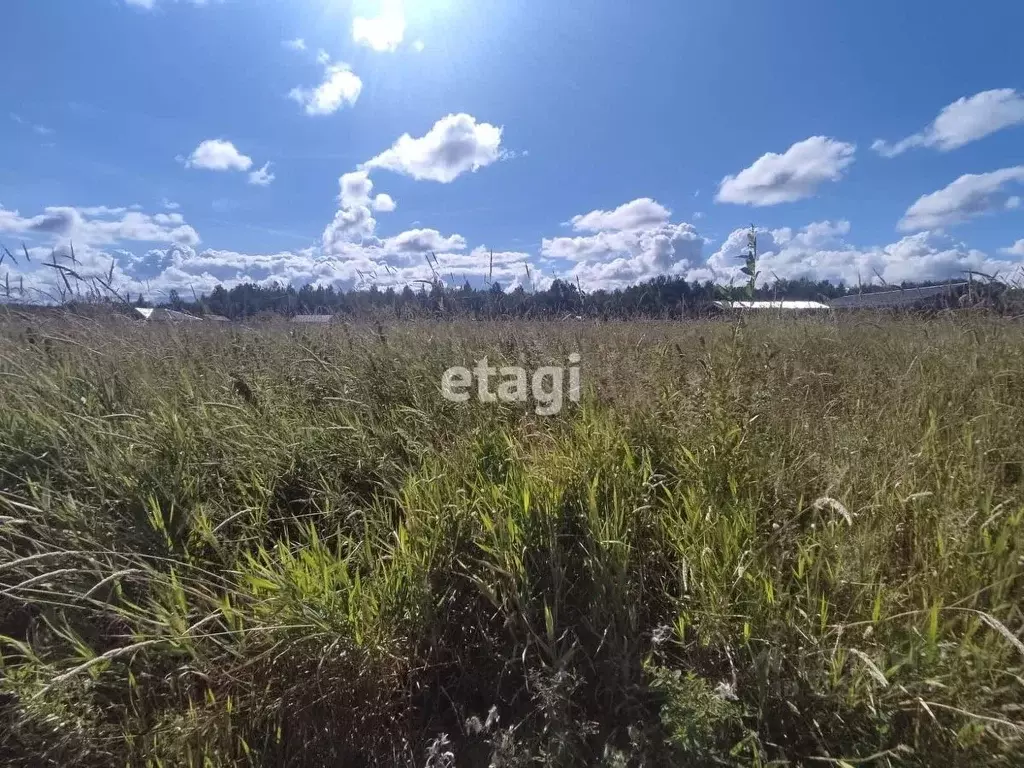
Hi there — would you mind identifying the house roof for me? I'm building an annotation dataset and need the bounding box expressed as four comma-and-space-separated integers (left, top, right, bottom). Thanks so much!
292, 314, 334, 323
713, 300, 830, 310
134, 307, 200, 321
827, 283, 969, 309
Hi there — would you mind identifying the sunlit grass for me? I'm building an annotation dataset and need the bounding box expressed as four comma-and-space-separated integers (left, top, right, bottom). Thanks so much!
0, 312, 1022, 766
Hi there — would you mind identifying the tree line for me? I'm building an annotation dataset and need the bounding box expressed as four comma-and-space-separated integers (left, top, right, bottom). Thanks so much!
159, 274, 998, 320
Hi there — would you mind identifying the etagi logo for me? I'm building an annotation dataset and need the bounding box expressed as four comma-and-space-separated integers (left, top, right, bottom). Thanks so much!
441, 354, 581, 415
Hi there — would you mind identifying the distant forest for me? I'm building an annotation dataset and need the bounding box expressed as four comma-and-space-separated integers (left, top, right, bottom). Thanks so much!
153, 275, 998, 320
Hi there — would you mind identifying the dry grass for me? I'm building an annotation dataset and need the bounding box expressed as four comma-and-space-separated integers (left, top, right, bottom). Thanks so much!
0, 311, 1022, 766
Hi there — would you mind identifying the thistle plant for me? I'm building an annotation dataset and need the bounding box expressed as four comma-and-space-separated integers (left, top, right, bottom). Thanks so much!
740, 224, 759, 299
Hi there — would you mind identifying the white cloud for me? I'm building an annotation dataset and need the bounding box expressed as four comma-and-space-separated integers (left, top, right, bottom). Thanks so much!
372, 193, 396, 212
319, 168, 466, 270
289, 64, 362, 116
698, 221, 1021, 286
899, 166, 1024, 231
124, 0, 215, 9
1007, 196, 1021, 210
10, 112, 52, 137
412, 40, 425, 53
1002, 239, 1024, 257
339, 170, 374, 207
322, 204, 378, 249
361, 113, 503, 183
162, 199, 181, 210
539, 197, 705, 289
320, 170, 398, 252
352, 3, 405, 52
185, 139, 253, 172
0, 205, 200, 247
10, 199, 1023, 304
283, 38, 307, 51
184, 140, 273, 186
569, 198, 671, 232
383, 228, 466, 255
150, 213, 179, 226
77, 205, 128, 216
716, 136, 856, 206
873, 89, 1024, 157
543, 227, 703, 291
0, 203, 202, 300
543, 223, 700, 265
91, 211, 202, 248
123, 240, 542, 298
248, 162, 275, 187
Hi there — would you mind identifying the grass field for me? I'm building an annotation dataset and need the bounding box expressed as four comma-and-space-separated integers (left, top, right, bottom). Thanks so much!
1, 312, 1023, 766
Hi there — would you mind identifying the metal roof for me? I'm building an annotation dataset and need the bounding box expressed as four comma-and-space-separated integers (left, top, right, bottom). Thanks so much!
292, 314, 334, 323
134, 307, 200, 321
827, 283, 968, 308
713, 300, 830, 310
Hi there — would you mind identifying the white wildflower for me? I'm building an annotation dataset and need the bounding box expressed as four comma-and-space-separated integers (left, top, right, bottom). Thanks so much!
714, 680, 738, 701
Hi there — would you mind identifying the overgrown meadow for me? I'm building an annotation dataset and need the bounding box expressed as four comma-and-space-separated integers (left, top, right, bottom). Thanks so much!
1, 312, 1022, 766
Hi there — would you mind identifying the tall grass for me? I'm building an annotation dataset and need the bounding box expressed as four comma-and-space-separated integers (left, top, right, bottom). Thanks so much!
1, 311, 1022, 766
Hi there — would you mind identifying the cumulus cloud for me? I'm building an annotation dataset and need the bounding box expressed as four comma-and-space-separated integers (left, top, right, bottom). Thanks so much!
289, 63, 362, 116
322, 204, 378, 249
1006, 196, 1021, 210
320, 170, 399, 253
352, 3, 405, 52
125, 240, 539, 298
339, 171, 397, 212
383, 228, 466, 255
283, 38, 306, 51
0, 203, 211, 302
152, 212, 184, 225
184, 140, 273, 187
899, 166, 1024, 231
126, 246, 350, 292
186, 139, 253, 172
322, 220, 467, 264
373, 194, 396, 212
1002, 239, 1024, 257
569, 198, 671, 232
9, 201, 1023, 304
318, 168, 467, 275
698, 221, 1021, 287
339, 170, 373, 208
542, 197, 703, 290
873, 89, 1024, 157
77, 206, 128, 217
248, 162, 275, 187
361, 113, 503, 183
716, 136, 856, 206
0, 203, 200, 250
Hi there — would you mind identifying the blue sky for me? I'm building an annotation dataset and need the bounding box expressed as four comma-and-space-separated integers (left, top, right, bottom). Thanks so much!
2, 0, 1023, 300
